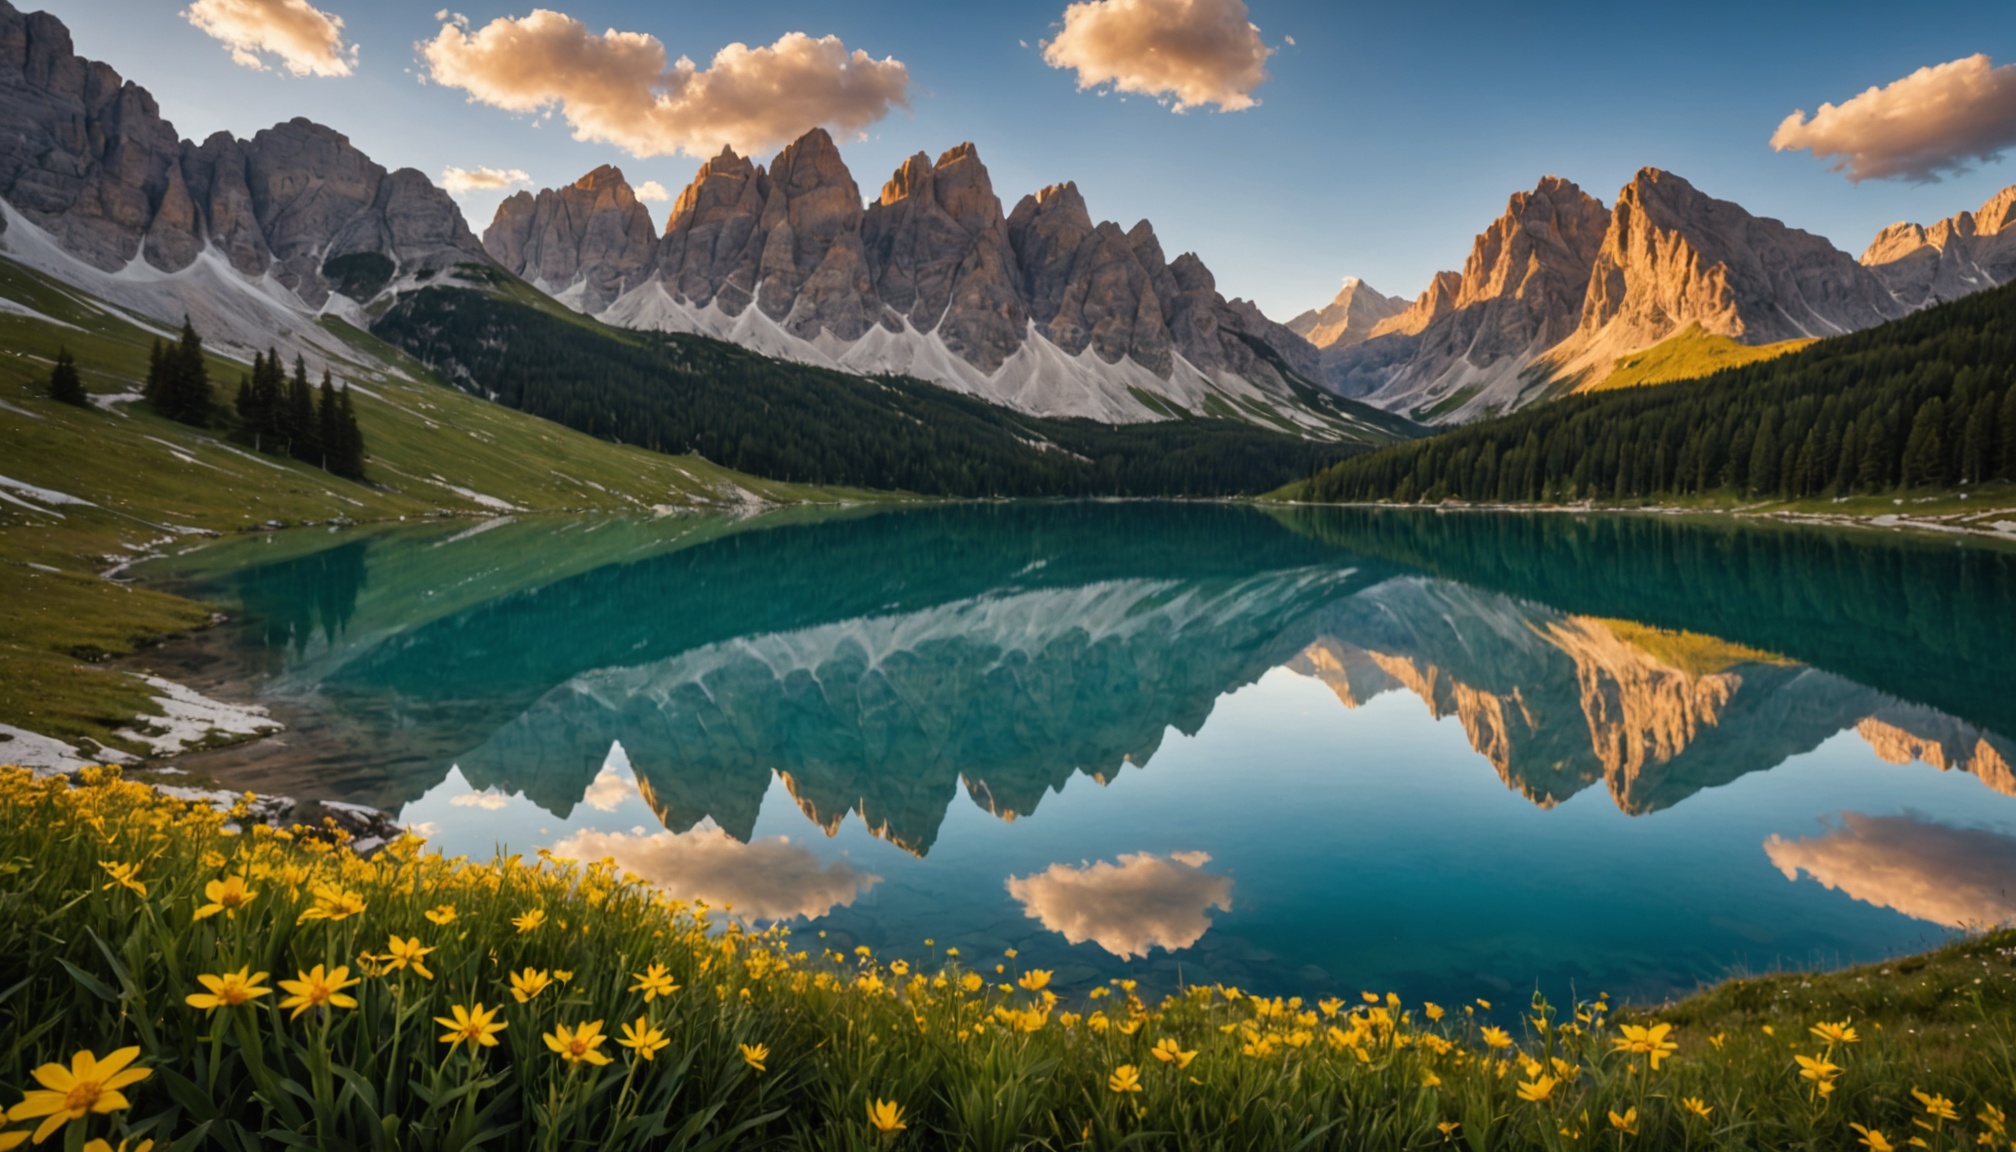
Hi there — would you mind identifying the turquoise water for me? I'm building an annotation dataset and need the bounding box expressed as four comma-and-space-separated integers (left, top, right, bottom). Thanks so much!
138, 504, 2016, 1004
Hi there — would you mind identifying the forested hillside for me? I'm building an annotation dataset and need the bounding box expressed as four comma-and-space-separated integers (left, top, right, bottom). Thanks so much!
1288, 280, 2016, 504
374, 287, 1415, 497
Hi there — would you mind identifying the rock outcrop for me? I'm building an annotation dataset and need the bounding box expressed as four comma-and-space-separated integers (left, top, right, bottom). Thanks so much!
1328, 169, 1923, 423
502, 132, 1328, 424
0, 0, 489, 311
483, 164, 656, 313
1288, 278, 1405, 351
1861, 185, 2016, 309
1326, 177, 1609, 418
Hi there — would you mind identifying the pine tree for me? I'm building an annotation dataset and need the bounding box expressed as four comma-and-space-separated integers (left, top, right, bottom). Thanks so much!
46, 347, 87, 407
284, 356, 320, 462
143, 337, 167, 409
330, 384, 366, 479
2001, 384, 2016, 481
152, 318, 212, 426
1748, 411, 1779, 495
317, 372, 341, 471
1901, 398, 1947, 488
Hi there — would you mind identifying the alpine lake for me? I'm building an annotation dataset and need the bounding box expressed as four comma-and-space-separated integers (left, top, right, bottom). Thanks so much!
128, 503, 2016, 1007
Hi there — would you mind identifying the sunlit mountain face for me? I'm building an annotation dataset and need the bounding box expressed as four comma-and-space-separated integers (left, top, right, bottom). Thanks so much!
136, 505, 2016, 1002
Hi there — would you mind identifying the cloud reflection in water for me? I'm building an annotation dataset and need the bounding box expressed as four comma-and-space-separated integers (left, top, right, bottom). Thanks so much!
1007, 851, 1233, 959
1765, 813, 2016, 929
553, 825, 881, 921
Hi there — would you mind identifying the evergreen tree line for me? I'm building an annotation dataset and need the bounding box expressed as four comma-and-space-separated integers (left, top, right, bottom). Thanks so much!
373, 289, 1365, 498
1296, 280, 2016, 505
44, 347, 87, 406
138, 319, 367, 480
234, 348, 366, 479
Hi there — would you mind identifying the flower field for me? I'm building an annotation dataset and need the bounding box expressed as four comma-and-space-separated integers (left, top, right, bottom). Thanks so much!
1, 765, 2011, 1151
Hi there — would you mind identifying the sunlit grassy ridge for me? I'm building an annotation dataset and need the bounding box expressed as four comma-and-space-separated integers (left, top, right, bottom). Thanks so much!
1579, 326, 1814, 395
3, 767, 2011, 1151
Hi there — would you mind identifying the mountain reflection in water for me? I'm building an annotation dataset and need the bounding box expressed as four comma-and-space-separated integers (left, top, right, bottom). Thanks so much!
137, 504, 2016, 999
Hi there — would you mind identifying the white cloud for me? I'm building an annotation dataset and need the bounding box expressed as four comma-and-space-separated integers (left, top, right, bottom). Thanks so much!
184, 0, 357, 77
1042, 0, 1273, 113
1771, 54, 2016, 183
419, 9, 911, 159
633, 180, 671, 202
1006, 851, 1233, 959
1765, 813, 2016, 929
579, 765, 637, 812
449, 788, 511, 810
439, 165, 532, 195
552, 825, 880, 921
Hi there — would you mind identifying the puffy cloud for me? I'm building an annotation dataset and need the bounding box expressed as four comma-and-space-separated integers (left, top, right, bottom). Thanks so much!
1006, 851, 1233, 959
1042, 0, 1273, 113
633, 180, 671, 202
552, 826, 879, 921
578, 765, 636, 812
439, 165, 532, 195
1764, 813, 2016, 929
419, 9, 911, 159
1771, 54, 2016, 183
449, 788, 510, 810
184, 0, 357, 77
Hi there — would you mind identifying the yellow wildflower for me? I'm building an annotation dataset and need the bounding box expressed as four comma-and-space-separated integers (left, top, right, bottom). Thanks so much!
617, 1018, 669, 1061
1481, 1026, 1513, 1049
1515, 1075, 1558, 1103
866, 1098, 907, 1134
1107, 1065, 1142, 1094
276, 964, 359, 1020
1851, 1123, 1896, 1152
1018, 970, 1052, 993
543, 1021, 612, 1066
97, 861, 145, 897
184, 967, 271, 1012
1795, 1053, 1841, 1095
192, 875, 256, 920
508, 968, 552, 1003
1610, 1022, 1678, 1069
1913, 1089, 1959, 1122
960, 972, 983, 993
435, 1003, 507, 1050
424, 904, 457, 926
629, 962, 679, 1001
1425, 1002, 1445, 1021
1608, 1107, 1639, 1136
1150, 1037, 1198, 1068
1811, 1019, 1861, 1046
5, 1047, 151, 1144
1682, 1097, 1713, 1119
512, 908, 546, 933
1437, 1121, 1460, 1138
740, 1043, 769, 1073
296, 884, 365, 924
384, 936, 434, 980
81, 1139, 153, 1152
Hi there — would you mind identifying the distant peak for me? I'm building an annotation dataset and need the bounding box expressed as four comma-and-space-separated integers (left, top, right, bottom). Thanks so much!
936, 142, 981, 168
575, 164, 626, 190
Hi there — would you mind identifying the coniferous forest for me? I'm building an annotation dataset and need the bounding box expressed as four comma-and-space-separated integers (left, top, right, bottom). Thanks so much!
1293, 279, 2016, 504
143, 322, 367, 480
374, 288, 1378, 497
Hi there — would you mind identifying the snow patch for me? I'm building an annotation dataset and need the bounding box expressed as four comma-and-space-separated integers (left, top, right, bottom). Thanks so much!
0, 293, 78, 328
0, 723, 133, 774
431, 481, 519, 512
0, 473, 93, 506
113, 676, 281, 756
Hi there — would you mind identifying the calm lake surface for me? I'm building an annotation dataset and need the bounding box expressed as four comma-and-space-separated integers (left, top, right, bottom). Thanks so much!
136, 504, 2016, 1005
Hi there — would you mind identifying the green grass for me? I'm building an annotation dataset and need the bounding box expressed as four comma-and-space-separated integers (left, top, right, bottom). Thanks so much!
1580, 326, 1815, 394
1, 766, 2010, 1152
0, 256, 877, 752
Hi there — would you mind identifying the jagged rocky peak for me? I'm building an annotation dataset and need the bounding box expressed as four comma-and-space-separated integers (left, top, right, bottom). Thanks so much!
1860, 183, 2016, 308
755, 127, 882, 340
861, 141, 1026, 371
0, 0, 488, 306
1572, 167, 1902, 355
484, 162, 658, 313
1288, 277, 1405, 350
656, 145, 768, 313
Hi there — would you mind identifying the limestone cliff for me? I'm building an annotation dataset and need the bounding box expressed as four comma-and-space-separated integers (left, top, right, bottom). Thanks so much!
483, 164, 657, 313
1861, 185, 2016, 309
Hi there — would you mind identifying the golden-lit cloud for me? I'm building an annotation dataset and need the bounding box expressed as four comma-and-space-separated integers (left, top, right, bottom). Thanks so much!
448, 788, 510, 810
552, 826, 880, 921
1042, 0, 1273, 113
439, 165, 532, 195
633, 181, 671, 202
184, 0, 357, 77
1771, 54, 2016, 182
1006, 851, 1233, 959
1765, 813, 2016, 929
578, 765, 636, 813
419, 9, 911, 159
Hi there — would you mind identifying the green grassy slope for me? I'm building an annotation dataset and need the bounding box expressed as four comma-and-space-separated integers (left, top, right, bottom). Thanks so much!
0, 257, 867, 754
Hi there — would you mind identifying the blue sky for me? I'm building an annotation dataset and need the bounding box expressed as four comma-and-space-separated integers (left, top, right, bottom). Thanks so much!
44, 0, 2016, 320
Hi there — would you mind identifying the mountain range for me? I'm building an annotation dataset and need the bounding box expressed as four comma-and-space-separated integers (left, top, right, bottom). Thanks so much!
1305, 173, 2016, 423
